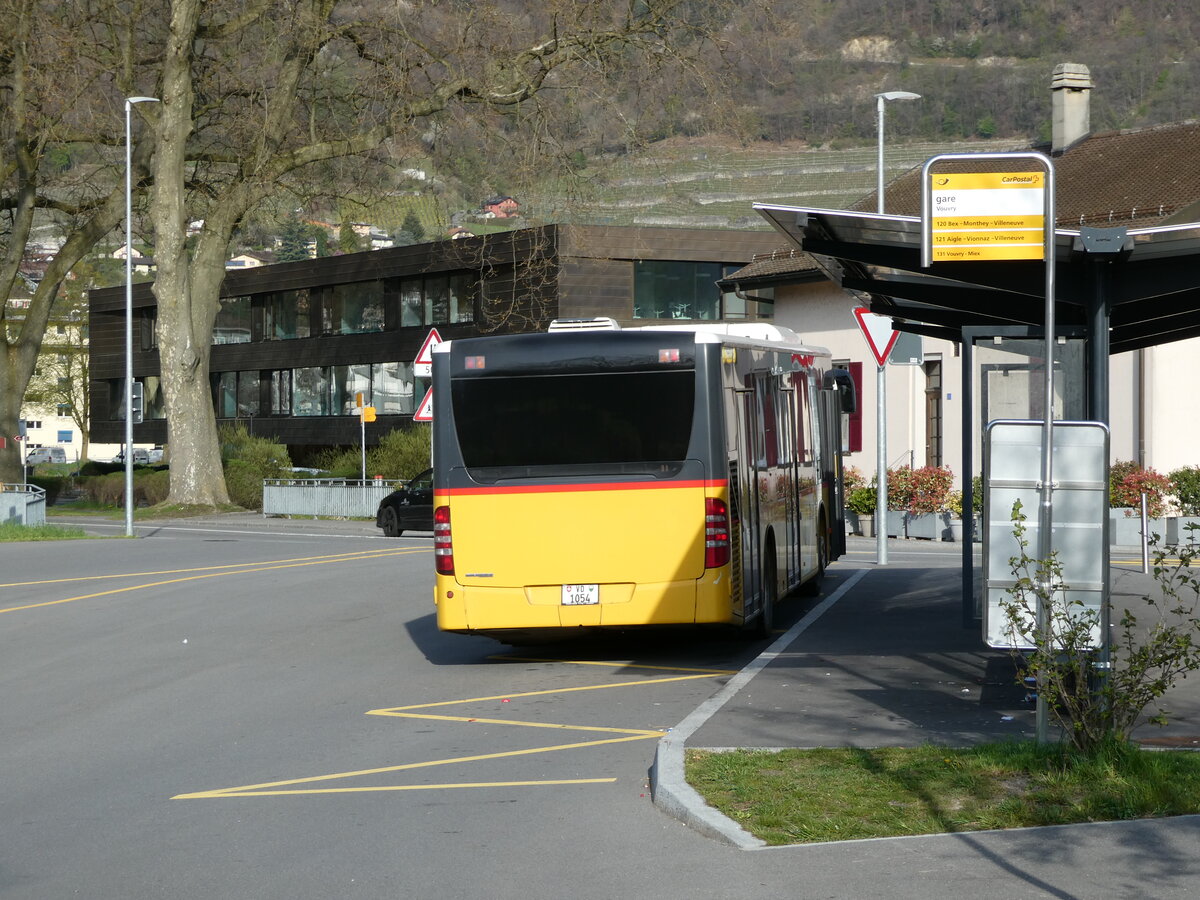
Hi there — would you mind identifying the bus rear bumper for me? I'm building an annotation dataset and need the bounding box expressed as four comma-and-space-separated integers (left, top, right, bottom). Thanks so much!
435, 568, 733, 633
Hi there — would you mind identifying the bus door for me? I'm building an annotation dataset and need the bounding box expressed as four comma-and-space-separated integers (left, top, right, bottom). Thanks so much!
734, 381, 762, 620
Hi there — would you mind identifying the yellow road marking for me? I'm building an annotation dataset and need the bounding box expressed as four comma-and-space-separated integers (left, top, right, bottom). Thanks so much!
0, 549, 426, 614
179, 779, 617, 799
176, 660, 731, 800
0, 548, 418, 588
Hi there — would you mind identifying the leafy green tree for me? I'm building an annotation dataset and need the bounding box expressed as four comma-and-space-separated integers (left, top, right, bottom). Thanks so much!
276, 214, 313, 263
401, 210, 426, 243
338, 222, 362, 254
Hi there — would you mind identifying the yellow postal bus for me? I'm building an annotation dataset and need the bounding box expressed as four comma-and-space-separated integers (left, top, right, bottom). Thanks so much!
431, 319, 854, 641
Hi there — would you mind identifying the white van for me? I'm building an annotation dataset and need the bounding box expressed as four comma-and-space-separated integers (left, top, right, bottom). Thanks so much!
26, 447, 67, 465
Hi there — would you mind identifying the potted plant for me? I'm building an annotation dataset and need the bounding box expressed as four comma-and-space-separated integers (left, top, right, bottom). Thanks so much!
943, 489, 964, 542
898, 465, 954, 540
886, 465, 915, 538
846, 485, 878, 537
1109, 460, 1171, 546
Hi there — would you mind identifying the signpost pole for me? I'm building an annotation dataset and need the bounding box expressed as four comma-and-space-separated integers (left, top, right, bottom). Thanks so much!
921, 150, 1056, 743
854, 308, 899, 566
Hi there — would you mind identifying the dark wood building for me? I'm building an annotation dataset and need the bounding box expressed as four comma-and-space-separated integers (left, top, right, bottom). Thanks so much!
88, 224, 779, 457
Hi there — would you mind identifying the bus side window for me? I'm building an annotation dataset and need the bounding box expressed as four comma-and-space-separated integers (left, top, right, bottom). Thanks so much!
760, 380, 778, 468
792, 371, 809, 464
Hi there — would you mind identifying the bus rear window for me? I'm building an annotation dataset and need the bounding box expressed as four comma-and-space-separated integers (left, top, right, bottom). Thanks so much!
451, 371, 695, 477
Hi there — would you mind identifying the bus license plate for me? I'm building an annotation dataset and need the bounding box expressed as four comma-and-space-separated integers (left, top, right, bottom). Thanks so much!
562, 584, 599, 606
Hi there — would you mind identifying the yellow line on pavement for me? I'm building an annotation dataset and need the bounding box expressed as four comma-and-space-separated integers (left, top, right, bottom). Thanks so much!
495, 656, 739, 675
368, 671, 731, 716
0, 548, 417, 588
177, 778, 617, 799
0, 549, 426, 614
173, 733, 655, 799
177, 658, 732, 800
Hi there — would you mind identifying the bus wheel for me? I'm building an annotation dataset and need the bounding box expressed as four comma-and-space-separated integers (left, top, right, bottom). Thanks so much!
801, 517, 827, 596
381, 507, 403, 537
755, 552, 777, 638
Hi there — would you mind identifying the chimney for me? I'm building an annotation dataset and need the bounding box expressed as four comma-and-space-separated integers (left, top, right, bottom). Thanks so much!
1051, 63, 1093, 154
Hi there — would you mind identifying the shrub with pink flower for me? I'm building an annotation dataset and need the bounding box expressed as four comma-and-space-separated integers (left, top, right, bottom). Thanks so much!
1110, 460, 1172, 518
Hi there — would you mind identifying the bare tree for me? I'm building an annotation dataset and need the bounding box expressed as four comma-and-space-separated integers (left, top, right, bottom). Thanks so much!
0, 1, 153, 482
141, 0, 705, 506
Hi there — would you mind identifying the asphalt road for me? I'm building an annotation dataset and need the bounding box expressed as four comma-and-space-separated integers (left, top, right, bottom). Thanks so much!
4, 518, 1199, 899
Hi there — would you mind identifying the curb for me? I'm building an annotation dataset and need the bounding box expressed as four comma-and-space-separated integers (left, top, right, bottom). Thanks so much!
648, 568, 869, 848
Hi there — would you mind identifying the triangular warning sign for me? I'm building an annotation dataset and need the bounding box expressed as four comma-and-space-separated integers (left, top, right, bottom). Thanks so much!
414, 328, 443, 377
413, 387, 434, 422
853, 307, 899, 367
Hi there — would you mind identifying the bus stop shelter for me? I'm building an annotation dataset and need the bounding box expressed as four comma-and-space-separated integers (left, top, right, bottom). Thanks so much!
752, 202, 1200, 624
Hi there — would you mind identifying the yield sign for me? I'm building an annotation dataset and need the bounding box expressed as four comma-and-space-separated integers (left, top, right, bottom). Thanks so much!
853, 307, 899, 367
413, 387, 434, 422
413, 328, 443, 378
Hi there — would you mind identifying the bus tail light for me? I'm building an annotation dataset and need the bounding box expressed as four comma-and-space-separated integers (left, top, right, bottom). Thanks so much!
705, 498, 730, 568
434, 506, 454, 575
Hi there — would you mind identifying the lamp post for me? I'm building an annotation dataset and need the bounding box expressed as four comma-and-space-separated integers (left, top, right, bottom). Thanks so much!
125, 96, 159, 538
872, 90, 920, 565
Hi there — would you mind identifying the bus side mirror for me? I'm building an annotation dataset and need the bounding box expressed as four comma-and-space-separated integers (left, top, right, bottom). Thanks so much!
825, 369, 857, 414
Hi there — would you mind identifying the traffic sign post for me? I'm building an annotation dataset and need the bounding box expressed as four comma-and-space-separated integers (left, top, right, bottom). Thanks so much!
854, 307, 897, 566
922, 151, 1063, 744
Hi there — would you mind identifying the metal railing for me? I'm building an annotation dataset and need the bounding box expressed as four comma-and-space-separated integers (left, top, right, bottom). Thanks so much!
262, 478, 400, 519
1, 482, 47, 527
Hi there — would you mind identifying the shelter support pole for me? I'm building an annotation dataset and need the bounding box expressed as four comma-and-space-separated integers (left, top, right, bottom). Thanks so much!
961, 335, 975, 629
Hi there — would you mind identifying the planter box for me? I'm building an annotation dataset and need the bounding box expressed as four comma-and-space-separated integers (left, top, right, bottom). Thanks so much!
905, 511, 953, 541
886, 510, 906, 538
1109, 510, 1166, 546
846, 511, 876, 537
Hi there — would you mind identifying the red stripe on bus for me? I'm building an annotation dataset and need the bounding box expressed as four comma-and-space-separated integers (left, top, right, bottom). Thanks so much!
442, 479, 726, 496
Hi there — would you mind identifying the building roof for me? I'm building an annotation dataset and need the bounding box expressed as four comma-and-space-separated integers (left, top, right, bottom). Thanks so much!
749, 119, 1200, 284
719, 246, 823, 287
870, 120, 1200, 230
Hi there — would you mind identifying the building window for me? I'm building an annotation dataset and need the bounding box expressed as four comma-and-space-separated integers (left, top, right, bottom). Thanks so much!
372, 362, 415, 414
325, 281, 385, 335
333, 364, 373, 414
213, 295, 252, 344
398, 274, 475, 328
293, 367, 330, 416
264, 289, 313, 340
57, 404, 72, 417
633, 260, 723, 320
215, 372, 260, 418
270, 370, 292, 415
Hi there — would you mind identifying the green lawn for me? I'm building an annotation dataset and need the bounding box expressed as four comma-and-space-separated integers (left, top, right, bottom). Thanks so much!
687, 740, 1200, 845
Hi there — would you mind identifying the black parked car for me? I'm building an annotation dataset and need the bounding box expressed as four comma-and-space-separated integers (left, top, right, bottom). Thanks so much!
376, 468, 434, 536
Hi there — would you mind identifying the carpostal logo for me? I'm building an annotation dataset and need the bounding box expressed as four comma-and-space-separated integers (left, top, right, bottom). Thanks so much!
1002, 174, 1040, 185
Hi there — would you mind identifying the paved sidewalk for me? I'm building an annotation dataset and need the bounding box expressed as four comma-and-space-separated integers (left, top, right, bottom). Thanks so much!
651, 541, 1200, 848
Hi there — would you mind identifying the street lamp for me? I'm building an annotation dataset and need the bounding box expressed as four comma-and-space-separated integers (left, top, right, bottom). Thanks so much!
125, 95, 159, 538
872, 90, 920, 565
876, 91, 921, 214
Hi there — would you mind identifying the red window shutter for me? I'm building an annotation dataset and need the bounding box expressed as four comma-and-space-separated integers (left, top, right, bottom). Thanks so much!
848, 362, 863, 454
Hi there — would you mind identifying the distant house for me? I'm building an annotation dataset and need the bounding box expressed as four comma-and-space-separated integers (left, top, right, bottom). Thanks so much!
225, 251, 274, 270
482, 197, 519, 218
113, 244, 155, 274
447, 226, 478, 240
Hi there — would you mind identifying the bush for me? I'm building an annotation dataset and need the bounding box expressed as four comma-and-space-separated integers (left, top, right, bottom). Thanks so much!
843, 465, 866, 493
846, 486, 877, 516
887, 465, 914, 511
888, 465, 954, 514
367, 425, 431, 480
1169, 466, 1200, 516
219, 422, 291, 510
77, 469, 168, 507
1110, 459, 1171, 518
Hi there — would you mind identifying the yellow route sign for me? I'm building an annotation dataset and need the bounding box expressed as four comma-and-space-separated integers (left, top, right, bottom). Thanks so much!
928, 171, 1046, 262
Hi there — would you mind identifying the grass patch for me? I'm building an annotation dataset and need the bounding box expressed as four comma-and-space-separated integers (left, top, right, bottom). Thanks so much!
0, 522, 94, 541
686, 741, 1200, 845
